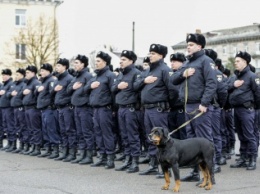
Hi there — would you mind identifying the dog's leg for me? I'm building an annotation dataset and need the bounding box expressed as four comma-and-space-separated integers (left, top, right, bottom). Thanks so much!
161, 165, 170, 190
198, 164, 208, 188
171, 163, 180, 192
204, 166, 213, 190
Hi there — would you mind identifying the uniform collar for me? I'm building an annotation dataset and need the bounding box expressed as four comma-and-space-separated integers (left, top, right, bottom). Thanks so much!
234, 65, 250, 77
121, 64, 134, 75
75, 67, 88, 77
95, 66, 109, 76
150, 59, 164, 71
186, 50, 204, 61
57, 70, 68, 80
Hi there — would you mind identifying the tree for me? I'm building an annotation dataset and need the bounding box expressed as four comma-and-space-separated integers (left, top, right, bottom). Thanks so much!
6, 15, 59, 70
225, 57, 235, 75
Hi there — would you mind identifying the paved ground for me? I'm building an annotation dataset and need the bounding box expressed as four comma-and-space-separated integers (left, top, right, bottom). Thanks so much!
1, 139, 260, 194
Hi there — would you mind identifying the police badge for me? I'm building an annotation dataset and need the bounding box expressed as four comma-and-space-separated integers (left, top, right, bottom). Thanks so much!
217, 75, 222, 82
255, 78, 260, 85
210, 63, 215, 70
169, 72, 173, 76
50, 82, 54, 87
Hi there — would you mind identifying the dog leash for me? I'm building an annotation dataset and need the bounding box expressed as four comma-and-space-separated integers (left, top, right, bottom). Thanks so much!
168, 69, 204, 137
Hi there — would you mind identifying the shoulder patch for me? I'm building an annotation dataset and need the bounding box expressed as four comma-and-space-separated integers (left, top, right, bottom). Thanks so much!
137, 74, 141, 78
217, 75, 222, 82
255, 78, 260, 85
210, 63, 215, 70
169, 72, 173, 76
50, 82, 54, 87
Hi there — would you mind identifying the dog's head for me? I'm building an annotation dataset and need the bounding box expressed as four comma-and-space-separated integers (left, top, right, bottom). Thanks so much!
148, 127, 169, 145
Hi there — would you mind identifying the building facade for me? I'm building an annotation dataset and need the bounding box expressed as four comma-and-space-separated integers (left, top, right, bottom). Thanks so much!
0, 0, 62, 75
172, 24, 260, 72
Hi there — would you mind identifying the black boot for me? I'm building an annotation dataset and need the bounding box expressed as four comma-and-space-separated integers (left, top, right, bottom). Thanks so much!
115, 155, 132, 171
38, 146, 52, 158
217, 156, 227, 165
180, 166, 200, 182
114, 153, 125, 161
127, 156, 139, 173
20, 143, 30, 154
230, 154, 247, 168
1, 140, 11, 151
156, 170, 172, 179
139, 154, 150, 164
71, 150, 86, 163
79, 150, 93, 165
228, 144, 235, 156
246, 155, 257, 170
54, 147, 68, 161
23, 144, 35, 155
105, 154, 115, 169
91, 153, 107, 167
214, 164, 221, 173
6, 141, 17, 152
12, 142, 24, 153
139, 156, 159, 175
63, 148, 76, 162
29, 145, 41, 156
48, 146, 59, 159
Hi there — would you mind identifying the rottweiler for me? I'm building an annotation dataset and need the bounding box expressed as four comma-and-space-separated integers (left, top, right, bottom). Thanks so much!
149, 127, 215, 192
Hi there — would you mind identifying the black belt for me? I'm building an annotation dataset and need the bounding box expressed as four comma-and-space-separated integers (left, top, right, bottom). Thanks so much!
56, 104, 72, 109
24, 105, 36, 110
119, 104, 135, 108
76, 103, 91, 108
39, 105, 53, 111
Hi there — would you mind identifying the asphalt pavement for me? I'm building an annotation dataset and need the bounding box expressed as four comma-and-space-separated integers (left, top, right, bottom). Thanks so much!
1, 138, 260, 194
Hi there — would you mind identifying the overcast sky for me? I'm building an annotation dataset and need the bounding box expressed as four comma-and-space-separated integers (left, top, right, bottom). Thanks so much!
57, 0, 260, 59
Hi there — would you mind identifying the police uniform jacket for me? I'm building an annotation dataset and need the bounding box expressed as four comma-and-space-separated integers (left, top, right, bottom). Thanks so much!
228, 65, 260, 108
213, 69, 228, 108
8, 78, 25, 108
22, 76, 41, 106
133, 59, 172, 104
36, 74, 56, 109
170, 50, 217, 107
53, 71, 73, 106
112, 64, 141, 105
0, 78, 13, 108
67, 67, 92, 107
84, 66, 115, 107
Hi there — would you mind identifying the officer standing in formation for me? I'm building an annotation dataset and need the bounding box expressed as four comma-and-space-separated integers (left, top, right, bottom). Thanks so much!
112, 50, 141, 173
171, 33, 217, 182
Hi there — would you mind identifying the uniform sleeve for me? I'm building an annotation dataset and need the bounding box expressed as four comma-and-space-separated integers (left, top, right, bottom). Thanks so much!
133, 70, 148, 91
162, 66, 173, 90
251, 74, 260, 109
216, 75, 228, 108
170, 66, 186, 85
83, 77, 95, 94
108, 72, 116, 92
111, 73, 122, 94
200, 59, 217, 107
67, 77, 76, 95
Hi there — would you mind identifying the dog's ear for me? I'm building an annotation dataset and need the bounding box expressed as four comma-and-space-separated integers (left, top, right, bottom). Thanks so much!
162, 128, 169, 139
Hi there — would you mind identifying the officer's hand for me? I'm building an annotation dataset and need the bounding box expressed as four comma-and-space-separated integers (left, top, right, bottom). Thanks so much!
38, 86, 44, 92
11, 90, 17, 96
54, 85, 63, 91
0, 90, 5, 95
144, 76, 158, 84
23, 89, 31, 95
118, 82, 128, 89
91, 81, 100, 89
183, 68, 195, 78
234, 80, 244, 88
199, 104, 207, 113
73, 82, 82, 90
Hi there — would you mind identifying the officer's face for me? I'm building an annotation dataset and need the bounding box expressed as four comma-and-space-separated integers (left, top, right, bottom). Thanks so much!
120, 57, 132, 69
142, 63, 150, 70
55, 63, 66, 73
2, 74, 10, 82
234, 57, 247, 71
25, 70, 35, 80
149, 52, 163, 63
95, 58, 106, 70
187, 42, 202, 55
15, 72, 23, 81
171, 60, 183, 70
74, 60, 84, 72
40, 69, 50, 78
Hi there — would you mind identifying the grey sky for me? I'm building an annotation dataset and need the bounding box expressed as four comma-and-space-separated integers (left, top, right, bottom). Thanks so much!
57, 0, 260, 58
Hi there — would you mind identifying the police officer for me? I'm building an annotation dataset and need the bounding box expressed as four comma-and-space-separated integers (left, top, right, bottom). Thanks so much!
204, 49, 228, 173
53, 58, 77, 162
8, 68, 27, 153
134, 44, 172, 175
36, 63, 61, 158
0, 83, 3, 149
85, 51, 116, 169
67, 54, 94, 164
171, 33, 217, 182
22, 66, 42, 156
168, 52, 187, 140
112, 50, 141, 173
229, 51, 260, 170
0, 69, 15, 151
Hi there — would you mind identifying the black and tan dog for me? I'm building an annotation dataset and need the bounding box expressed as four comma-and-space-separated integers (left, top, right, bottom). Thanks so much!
149, 127, 215, 192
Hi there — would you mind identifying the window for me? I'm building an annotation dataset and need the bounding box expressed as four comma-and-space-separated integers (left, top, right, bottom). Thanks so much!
15, 9, 26, 27
256, 43, 260, 51
233, 46, 237, 54
16, 44, 26, 60
244, 43, 248, 52
222, 46, 227, 54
